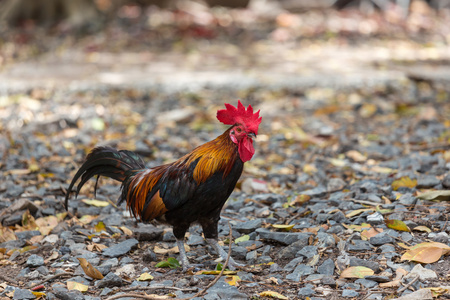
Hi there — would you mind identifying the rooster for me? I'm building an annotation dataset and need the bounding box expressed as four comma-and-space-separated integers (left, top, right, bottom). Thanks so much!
65, 100, 262, 271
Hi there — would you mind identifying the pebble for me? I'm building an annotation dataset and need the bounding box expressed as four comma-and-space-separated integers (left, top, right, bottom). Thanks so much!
285, 264, 313, 281
342, 289, 359, 298
355, 278, 378, 288
298, 284, 315, 297
134, 225, 164, 241
278, 239, 309, 259
96, 272, 124, 288
369, 232, 394, 246
102, 238, 139, 257
26, 254, 45, 268
318, 258, 335, 275
256, 228, 310, 245
203, 277, 247, 300
234, 219, 262, 234
13, 288, 35, 300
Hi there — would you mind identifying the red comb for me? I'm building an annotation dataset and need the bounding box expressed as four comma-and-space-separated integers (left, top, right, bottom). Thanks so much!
216, 100, 262, 134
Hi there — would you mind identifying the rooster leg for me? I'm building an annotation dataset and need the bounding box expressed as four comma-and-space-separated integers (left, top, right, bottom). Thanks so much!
200, 217, 244, 270
176, 239, 190, 271
173, 224, 204, 272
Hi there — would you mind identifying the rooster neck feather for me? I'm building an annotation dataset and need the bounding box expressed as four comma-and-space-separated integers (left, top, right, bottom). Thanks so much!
178, 127, 238, 183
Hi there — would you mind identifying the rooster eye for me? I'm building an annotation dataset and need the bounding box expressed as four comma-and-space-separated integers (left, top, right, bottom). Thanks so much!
236, 127, 242, 133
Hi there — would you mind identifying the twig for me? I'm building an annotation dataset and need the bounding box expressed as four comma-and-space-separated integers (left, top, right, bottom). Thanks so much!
106, 293, 171, 300
122, 286, 198, 292
397, 274, 420, 293
29, 272, 74, 288
186, 222, 233, 300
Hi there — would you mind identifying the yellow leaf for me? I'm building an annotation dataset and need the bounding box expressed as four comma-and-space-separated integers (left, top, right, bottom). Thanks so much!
67, 281, 88, 292
94, 221, 106, 233
259, 290, 288, 299
290, 194, 311, 206
392, 176, 417, 191
224, 275, 241, 286
340, 266, 374, 279
31, 291, 46, 297
413, 226, 432, 233
120, 226, 133, 236
345, 209, 372, 218
235, 235, 250, 243
78, 215, 98, 225
346, 150, 367, 162
342, 223, 371, 232
81, 199, 110, 207
426, 287, 449, 297
385, 219, 410, 232
271, 224, 295, 231
196, 270, 237, 275
137, 272, 154, 281
397, 242, 411, 249
77, 258, 104, 280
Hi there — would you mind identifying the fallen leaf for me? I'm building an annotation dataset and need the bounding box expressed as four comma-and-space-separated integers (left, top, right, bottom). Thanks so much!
77, 258, 104, 279
345, 208, 372, 218
94, 221, 106, 233
413, 226, 432, 233
87, 243, 108, 252
31, 291, 46, 297
385, 219, 410, 232
78, 215, 98, 225
67, 281, 88, 292
120, 226, 133, 236
271, 224, 295, 231
290, 194, 311, 206
225, 275, 241, 286
342, 223, 371, 232
361, 228, 383, 240
416, 190, 450, 201
137, 272, 154, 281
379, 279, 401, 288
346, 150, 367, 162
340, 266, 374, 279
392, 176, 417, 191
235, 235, 250, 243
259, 290, 288, 299
196, 270, 237, 275
426, 287, 449, 297
154, 244, 190, 255
82, 199, 110, 207
155, 257, 180, 269
401, 242, 450, 264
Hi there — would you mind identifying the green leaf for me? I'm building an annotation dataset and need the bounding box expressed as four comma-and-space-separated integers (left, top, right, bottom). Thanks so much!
156, 257, 181, 269
235, 235, 250, 244
385, 219, 410, 232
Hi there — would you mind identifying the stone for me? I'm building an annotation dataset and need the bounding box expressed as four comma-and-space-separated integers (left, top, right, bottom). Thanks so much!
13, 288, 35, 300
96, 272, 124, 288
406, 264, 437, 281
355, 278, 378, 288
246, 250, 258, 263
203, 277, 247, 300
342, 289, 359, 298
347, 240, 373, 252
26, 254, 45, 268
442, 174, 450, 189
297, 245, 318, 259
15, 230, 41, 240
398, 193, 416, 206
318, 258, 335, 275
327, 178, 346, 191
298, 284, 315, 297
134, 225, 163, 241
187, 234, 205, 246
143, 248, 157, 263
369, 232, 394, 246
349, 257, 380, 272
257, 228, 310, 246
235, 219, 262, 234
102, 238, 139, 257
364, 275, 390, 283
283, 257, 303, 272
416, 176, 440, 188
286, 264, 313, 281
278, 239, 309, 259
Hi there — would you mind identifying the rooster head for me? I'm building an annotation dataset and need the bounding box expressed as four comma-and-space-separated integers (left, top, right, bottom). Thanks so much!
216, 100, 262, 162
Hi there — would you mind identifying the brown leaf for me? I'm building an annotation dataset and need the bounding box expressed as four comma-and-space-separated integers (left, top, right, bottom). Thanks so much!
401, 242, 450, 264
361, 228, 383, 240
340, 266, 374, 279
77, 258, 104, 280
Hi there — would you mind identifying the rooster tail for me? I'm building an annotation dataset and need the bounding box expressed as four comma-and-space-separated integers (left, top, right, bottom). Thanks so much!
64, 146, 146, 209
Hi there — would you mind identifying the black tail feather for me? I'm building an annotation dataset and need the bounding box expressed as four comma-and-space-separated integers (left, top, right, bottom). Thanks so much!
65, 146, 146, 209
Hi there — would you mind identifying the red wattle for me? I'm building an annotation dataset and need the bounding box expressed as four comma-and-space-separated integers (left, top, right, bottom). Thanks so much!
238, 137, 254, 162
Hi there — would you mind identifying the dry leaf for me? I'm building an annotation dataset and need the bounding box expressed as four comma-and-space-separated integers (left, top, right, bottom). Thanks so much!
137, 272, 154, 281
401, 242, 450, 264
361, 228, 383, 240
290, 194, 310, 206
340, 266, 374, 279
224, 275, 241, 286
392, 176, 417, 191
379, 279, 401, 288
271, 224, 295, 231
342, 223, 371, 232
346, 150, 367, 162
67, 281, 88, 292
259, 290, 288, 299
120, 226, 133, 236
413, 226, 432, 233
345, 208, 372, 218
416, 190, 450, 201
385, 219, 410, 232
154, 244, 190, 255
82, 199, 110, 207
77, 258, 104, 279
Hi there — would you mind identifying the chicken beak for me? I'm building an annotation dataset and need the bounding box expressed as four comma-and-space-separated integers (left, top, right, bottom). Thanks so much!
247, 132, 256, 139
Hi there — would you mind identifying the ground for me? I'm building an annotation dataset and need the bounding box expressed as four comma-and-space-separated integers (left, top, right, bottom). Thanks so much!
1, 2, 450, 300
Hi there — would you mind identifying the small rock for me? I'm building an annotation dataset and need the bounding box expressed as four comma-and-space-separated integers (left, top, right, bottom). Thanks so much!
187, 234, 205, 246
96, 272, 123, 288
13, 288, 35, 300
286, 264, 313, 281
102, 238, 139, 257
115, 264, 135, 277
364, 275, 390, 283
429, 232, 449, 244
203, 277, 247, 300
369, 232, 394, 246
442, 174, 450, 188
9, 199, 38, 214
327, 178, 346, 192
321, 276, 336, 287
398, 193, 416, 206
297, 245, 318, 259
143, 248, 157, 263
298, 284, 315, 297
134, 225, 163, 241
349, 257, 380, 272
278, 239, 309, 259
246, 250, 257, 263
27, 254, 44, 268
406, 264, 437, 281
42, 234, 59, 244
318, 258, 335, 275
257, 228, 310, 246
235, 219, 262, 234
416, 176, 440, 188
342, 289, 359, 298
347, 240, 373, 251
283, 257, 303, 272
355, 278, 378, 288
241, 178, 269, 194
252, 193, 285, 205
15, 230, 41, 240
